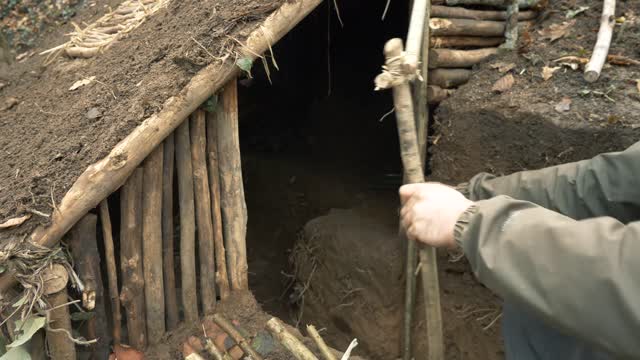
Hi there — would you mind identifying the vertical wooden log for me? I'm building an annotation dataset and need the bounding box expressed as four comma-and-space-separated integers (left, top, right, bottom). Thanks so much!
120, 168, 147, 349
176, 120, 199, 322
68, 213, 110, 358
206, 108, 231, 300
217, 80, 249, 291
162, 133, 179, 330
190, 109, 218, 313
99, 200, 122, 345
142, 145, 165, 341
46, 289, 76, 360
503, 0, 519, 50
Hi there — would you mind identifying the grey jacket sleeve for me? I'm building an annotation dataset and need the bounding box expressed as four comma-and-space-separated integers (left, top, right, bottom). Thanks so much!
465, 141, 640, 222
457, 196, 640, 358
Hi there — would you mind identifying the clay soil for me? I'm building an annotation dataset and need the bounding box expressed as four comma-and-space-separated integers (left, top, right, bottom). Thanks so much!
0, 0, 285, 239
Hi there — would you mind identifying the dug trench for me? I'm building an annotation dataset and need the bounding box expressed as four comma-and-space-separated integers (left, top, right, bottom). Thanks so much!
238, 1, 503, 359
240, 1, 640, 359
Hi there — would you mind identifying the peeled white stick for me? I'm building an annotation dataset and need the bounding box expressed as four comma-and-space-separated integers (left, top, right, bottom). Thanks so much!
584, 0, 616, 83
405, 0, 429, 74
340, 339, 358, 360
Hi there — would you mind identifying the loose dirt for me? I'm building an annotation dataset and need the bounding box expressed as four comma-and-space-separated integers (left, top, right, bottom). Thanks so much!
0, 0, 285, 239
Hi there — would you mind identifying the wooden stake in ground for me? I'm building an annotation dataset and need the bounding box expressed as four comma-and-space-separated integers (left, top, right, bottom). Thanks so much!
206, 108, 231, 300
120, 168, 147, 350
0, 0, 323, 294
191, 109, 218, 313
44, 266, 75, 360
176, 120, 199, 323
266, 318, 318, 360
306, 325, 336, 360
212, 314, 264, 360
217, 80, 249, 291
502, 0, 519, 50
68, 213, 110, 358
142, 145, 166, 341
585, 0, 616, 82
162, 133, 179, 330
99, 200, 121, 344
375, 38, 444, 360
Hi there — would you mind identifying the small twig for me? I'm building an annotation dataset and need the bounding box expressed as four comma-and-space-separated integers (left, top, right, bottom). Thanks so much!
307, 324, 337, 360
482, 312, 503, 331
332, 0, 345, 27
378, 107, 395, 122
27, 209, 51, 218
381, 0, 392, 20
190, 36, 225, 61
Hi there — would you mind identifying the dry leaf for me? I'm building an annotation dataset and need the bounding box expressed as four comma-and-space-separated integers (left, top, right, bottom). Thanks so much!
69, 76, 96, 91
538, 20, 576, 42
607, 55, 640, 66
492, 74, 515, 93
1, 97, 19, 111
555, 97, 572, 112
542, 66, 561, 80
0, 214, 31, 229
490, 62, 516, 73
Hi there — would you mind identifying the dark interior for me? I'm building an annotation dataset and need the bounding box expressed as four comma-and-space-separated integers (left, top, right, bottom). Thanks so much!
238, 0, 410, 320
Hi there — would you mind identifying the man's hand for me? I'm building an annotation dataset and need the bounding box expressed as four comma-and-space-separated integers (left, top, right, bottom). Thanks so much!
399, 183, 474, 248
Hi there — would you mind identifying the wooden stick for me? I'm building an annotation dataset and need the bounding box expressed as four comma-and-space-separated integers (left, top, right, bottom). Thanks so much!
190, 109, 218, 314
142, 145, 165, 341
162, 133, 179, 330
0, 0, 323, 294
266, 318, 318, 360
176, 120, 199, 323
204, 338, 231, 360
120, 168, 147, 350
437, 0, 541, 9
380, 38, 444, 360
429, 68, 472, 88
431, 36, 504, 48
68, 213, 110, 358
306, 325, 337, 360
430, 47, 498, 68
431, 5, 536, 20
212, 314, 264, 360
502, 0, 519, 50
428, 85, 456, 103
217, 80, 249, 291
405, 0, 429, 73
99, 200, 121, 344
46, 289, 76, 360
584, 0, 616, 83
430, 18, 505, 37
206, 108, 231, 300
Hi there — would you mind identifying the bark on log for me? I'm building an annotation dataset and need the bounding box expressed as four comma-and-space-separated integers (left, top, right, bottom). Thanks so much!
217, 80, 249, 291
142, 145, 165, 341
428, 85, 456, 103
584, 0, 616, 83
428, 68, 472, 88
436, 0, 541, 9
162, 133, 179, 330
430, 47, 498, 68
206, 109, 231, 300
190, 109, 218, 314
99, 200, 121, 345
430, 18, 505, 37
0, 0, 323, 294
176, 120, 199, 323
266, 318, 318, 360
431, 36, 504, 48
120, 168, 147, 350
431, 5, 536, 20
46, 289, 76, 360
502, 0, 519, 50
68, 213, 110, 358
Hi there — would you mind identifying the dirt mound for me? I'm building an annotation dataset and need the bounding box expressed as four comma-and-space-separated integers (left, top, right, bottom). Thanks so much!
293, 206, 503, 359
0, 0, 284, 239
431, 0, 640, 183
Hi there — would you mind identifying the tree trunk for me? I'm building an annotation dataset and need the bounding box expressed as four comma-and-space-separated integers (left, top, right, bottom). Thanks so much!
46, 290, 76, 360
217, 80, 249, 291
430, 47, 498, 68
142, 145, 165, 341
162, 133, 179, 330
68, 213, 110, 358
190, 109, 218, 313
206, 109, 231, 300
120, 168, 147, 350
176, 120, 199, 323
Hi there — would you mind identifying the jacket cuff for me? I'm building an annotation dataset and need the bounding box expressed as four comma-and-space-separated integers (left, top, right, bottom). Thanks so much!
453, 204, 479, 248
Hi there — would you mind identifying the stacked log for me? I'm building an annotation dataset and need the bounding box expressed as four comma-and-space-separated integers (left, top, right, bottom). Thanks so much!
426, 3, 539, 104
